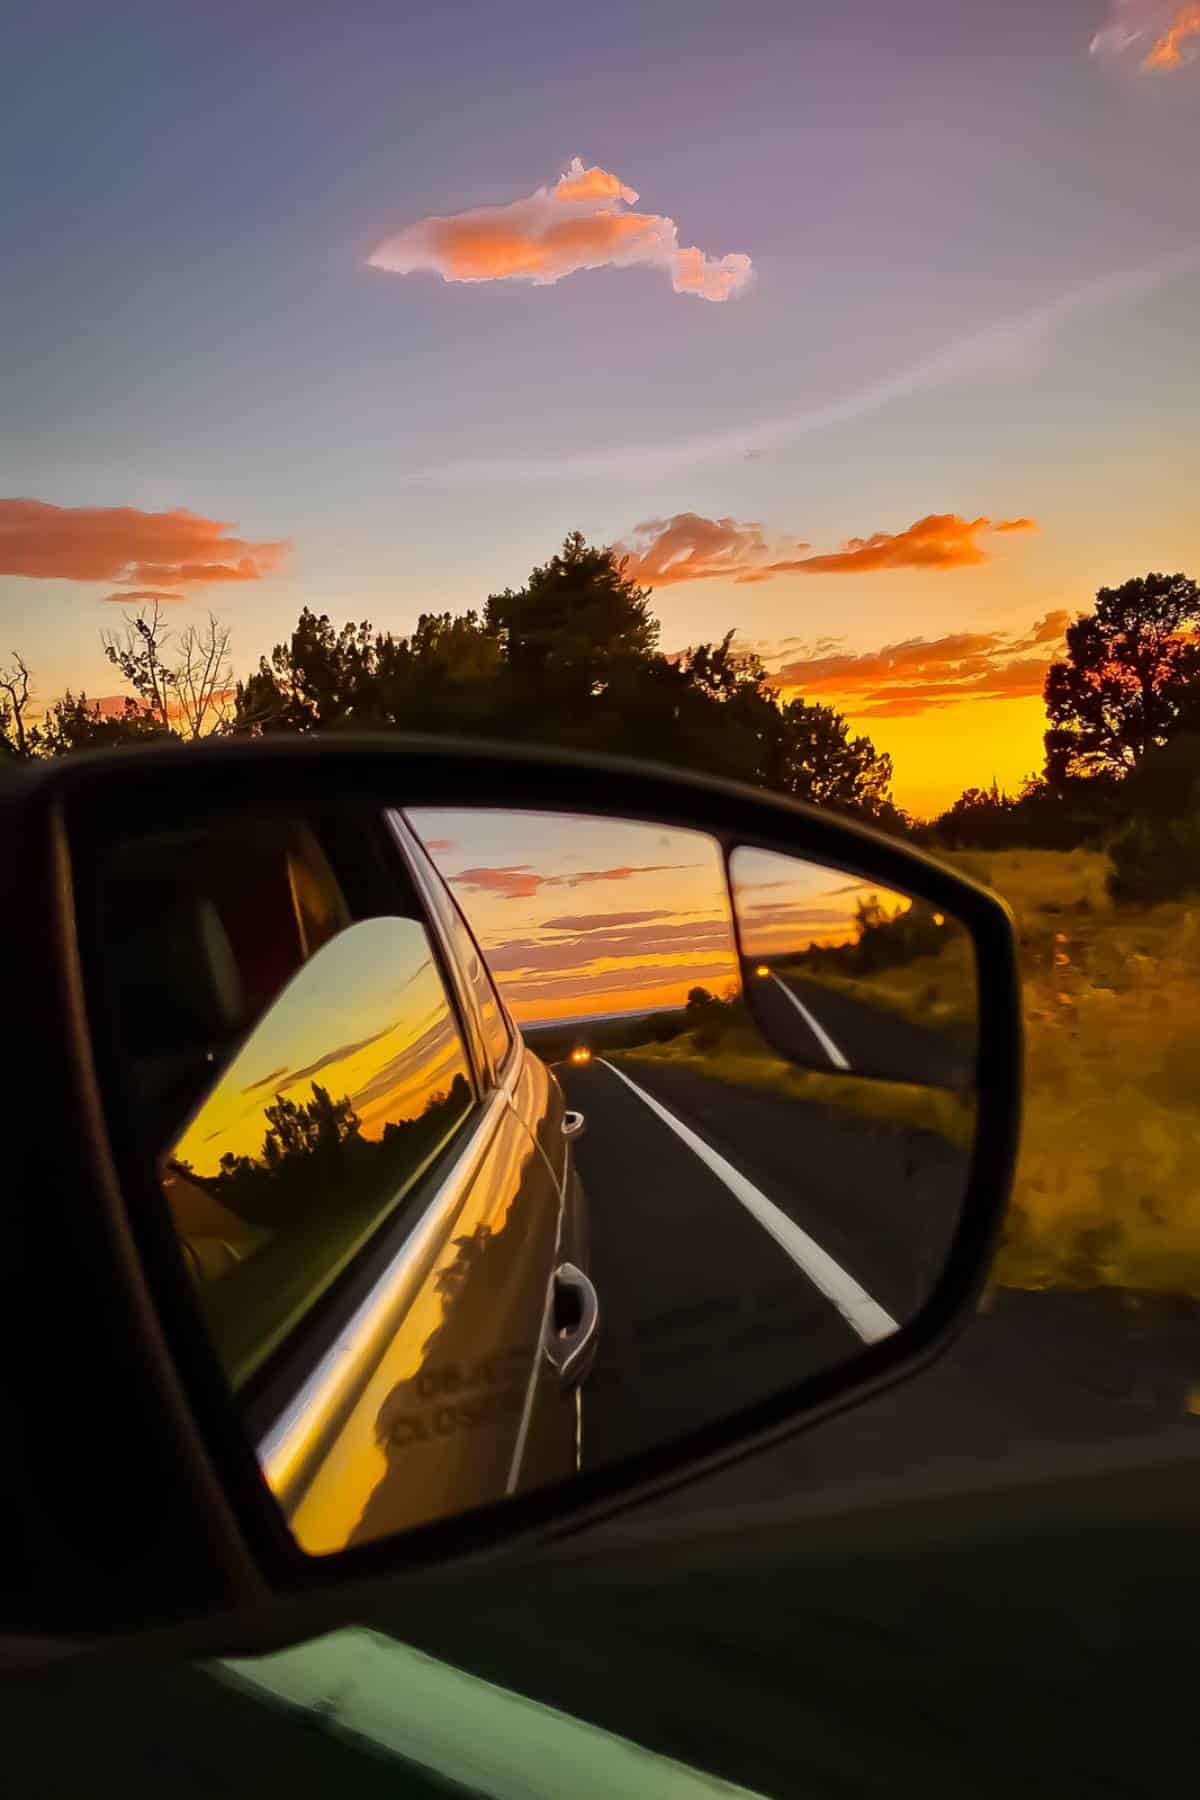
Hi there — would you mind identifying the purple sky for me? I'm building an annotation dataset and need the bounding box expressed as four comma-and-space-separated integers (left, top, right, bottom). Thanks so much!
3, 0, 1198, 811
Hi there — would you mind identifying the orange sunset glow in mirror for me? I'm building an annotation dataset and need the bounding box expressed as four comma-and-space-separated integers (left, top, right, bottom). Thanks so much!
408, 808, 739, 1029
162, 916, 473, 1388
729, 844, 978, 1091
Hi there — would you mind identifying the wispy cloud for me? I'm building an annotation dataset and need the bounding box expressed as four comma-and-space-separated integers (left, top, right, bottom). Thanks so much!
765, 609, 1071, 719
1091, 2, 1200, 71
0, 499, 288, 590
427, 249, 1200, 481
101, 586, 185, 604
539, 909, 672, 932
620, 514, 807, 586
484, 917, 733, 976
451, 861, 692, 901
369, 156, 752, 304
621, 511, 1035, 586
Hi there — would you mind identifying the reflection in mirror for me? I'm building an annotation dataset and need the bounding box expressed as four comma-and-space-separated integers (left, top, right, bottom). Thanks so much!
162, 917, 474, 1393
729, 845, 978, 1090
92, 803, 982, 1563
410, 812, 980, 1501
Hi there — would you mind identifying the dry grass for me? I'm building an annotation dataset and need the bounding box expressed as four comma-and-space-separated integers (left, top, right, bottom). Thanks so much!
615, 1028, 976, 1150
942, 847, 1200, 1296
784, 937, 978, 1046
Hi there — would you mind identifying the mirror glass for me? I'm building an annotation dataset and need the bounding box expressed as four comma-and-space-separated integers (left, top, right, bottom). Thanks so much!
88, 802, 980, 1558
729, 845, 978, 1091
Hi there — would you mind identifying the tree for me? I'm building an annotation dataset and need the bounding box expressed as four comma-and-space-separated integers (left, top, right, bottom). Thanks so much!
1043, 573, 1200, 783
38, 691, 167, 756
170, 616, 236, 738
103, 601, 234, 739
234, 533, 901, 826
235, 606, 503, 736
765, 696, 897, 818
485, 531, 658, 709
0, 653, 36, 761
103, 602, 175, 732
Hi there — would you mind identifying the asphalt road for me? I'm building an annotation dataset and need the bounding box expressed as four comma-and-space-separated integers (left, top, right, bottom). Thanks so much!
558, 1055, 968, 1472
748, 967, 973, 1089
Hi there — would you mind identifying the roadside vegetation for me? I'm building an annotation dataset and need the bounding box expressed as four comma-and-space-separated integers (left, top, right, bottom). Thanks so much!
943, 847, 1200, 1297
773, 894, 978, 1051
8, 546, 1200, 1302
612, 986, 976, 1151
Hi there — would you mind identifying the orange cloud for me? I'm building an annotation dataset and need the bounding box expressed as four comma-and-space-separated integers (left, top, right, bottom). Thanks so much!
450, 864, 543, 900
368, 156, 753, 304
765, 612, 1071, 719
1144, 5, 1200, 65
623, 511, 1036, 586
620, 513, 808, 586
1011, 608, 1071, 649
451, 862, 691, 900
539, 909, 672, 932
100, 587, 184, 604
0, 499, 288, 590
769, 513, 1034, 576
1090, 2, 1200, 70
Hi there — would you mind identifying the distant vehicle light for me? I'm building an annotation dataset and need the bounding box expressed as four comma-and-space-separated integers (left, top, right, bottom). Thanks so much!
933, 913, 945, 927
755, 963, 770, 978
570, 1046, 592, 1065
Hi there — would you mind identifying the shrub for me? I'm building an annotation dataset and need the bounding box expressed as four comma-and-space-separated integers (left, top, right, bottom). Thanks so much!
1107, 812, 1200, 905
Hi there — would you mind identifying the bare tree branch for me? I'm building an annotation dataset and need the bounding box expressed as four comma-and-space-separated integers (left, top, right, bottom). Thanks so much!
0, 653, 35, 759
172, 614, 234, 738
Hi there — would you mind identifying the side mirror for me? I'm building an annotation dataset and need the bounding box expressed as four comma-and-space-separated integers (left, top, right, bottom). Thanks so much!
0, 737, 1020, 1647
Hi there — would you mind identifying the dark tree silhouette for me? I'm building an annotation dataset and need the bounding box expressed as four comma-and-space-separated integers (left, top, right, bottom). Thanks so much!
233, 535, 899, 826
187, 1074, 472, 1231
0, 654, 36, 761
486, 530, 658, 709
1044, 573, 1200, 783
37, 691, 168, 755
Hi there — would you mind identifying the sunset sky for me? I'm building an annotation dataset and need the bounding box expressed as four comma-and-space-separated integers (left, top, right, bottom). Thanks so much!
411, 808, 919, 1025
3, 0, 1199, 815
171, 916, 469, 1173
411, 810, 741, 1024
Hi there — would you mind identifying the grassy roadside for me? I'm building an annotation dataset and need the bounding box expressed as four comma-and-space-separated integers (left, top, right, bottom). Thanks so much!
611, 1028, 976, 1150
775, 938, 977, 1048
942, 848, 1200, 1296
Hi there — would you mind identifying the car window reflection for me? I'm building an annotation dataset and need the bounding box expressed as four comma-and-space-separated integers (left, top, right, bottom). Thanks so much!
162, 916, 476, 1389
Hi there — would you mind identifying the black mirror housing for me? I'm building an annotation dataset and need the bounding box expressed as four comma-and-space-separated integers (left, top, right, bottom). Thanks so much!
0, 736, 1021, 1650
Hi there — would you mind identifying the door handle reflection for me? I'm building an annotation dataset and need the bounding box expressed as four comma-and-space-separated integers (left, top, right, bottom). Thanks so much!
542, 1261, 599, 1388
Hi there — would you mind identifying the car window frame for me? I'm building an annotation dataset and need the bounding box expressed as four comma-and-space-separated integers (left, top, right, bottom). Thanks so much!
79, 797, 506, 1432
385, 810, 518, 1091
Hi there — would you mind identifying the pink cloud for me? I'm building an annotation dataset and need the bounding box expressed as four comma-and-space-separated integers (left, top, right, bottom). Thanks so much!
368, 157, 753, 304
450, 861, 692, 901
621, 510, 1036, 586
450, 865, 543, 900
765, 611, 1071, 719
0, 498, 288, 589
619, 513, 809, 587
539, 909, 672, 932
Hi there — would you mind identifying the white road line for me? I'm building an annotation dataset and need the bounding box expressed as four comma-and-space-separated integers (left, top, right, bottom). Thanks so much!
769, 973, 851, 1071
599, 1060, 898, 1345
